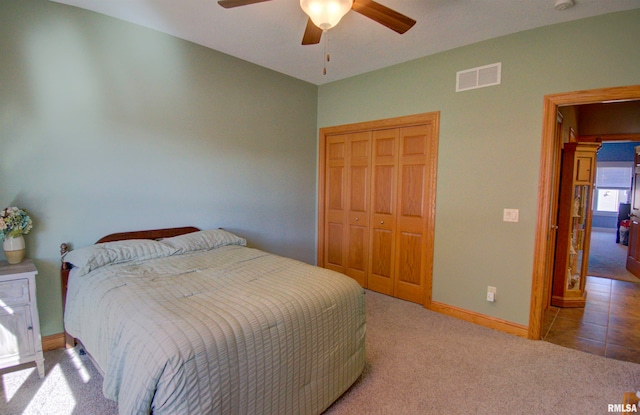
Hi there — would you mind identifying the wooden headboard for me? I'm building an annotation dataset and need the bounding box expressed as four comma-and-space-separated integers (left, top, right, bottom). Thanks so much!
95, 226, 200, 244
60, 226, 200, 348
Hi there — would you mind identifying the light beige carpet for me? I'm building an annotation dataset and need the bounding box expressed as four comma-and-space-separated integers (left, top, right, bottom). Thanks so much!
2, 290, 639, 414
588, 228, 640, 284
325, 291, 640, 414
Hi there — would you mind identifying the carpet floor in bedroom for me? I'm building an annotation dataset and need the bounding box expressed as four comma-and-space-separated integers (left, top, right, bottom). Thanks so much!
1, 290, 639, 415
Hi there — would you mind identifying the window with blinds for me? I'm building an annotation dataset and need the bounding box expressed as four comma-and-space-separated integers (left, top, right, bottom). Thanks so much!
594, 162, 633, 213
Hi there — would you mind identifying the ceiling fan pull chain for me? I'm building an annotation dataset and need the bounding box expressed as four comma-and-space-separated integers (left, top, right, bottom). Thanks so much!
323, 30, 328, 75
326, 31, 330, 62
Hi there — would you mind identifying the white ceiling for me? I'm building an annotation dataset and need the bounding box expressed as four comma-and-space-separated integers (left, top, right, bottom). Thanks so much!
50, 0, 640, 85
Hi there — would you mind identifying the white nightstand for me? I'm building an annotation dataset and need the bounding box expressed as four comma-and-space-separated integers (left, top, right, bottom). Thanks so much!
0, 259, 45, 378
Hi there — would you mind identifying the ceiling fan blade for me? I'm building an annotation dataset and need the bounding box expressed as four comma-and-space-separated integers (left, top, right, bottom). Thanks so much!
302, 18, 323, 45
351, 0, 416, 34
217, 0, 272, 9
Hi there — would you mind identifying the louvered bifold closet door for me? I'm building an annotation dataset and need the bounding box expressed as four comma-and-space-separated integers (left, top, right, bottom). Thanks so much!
323, 132, 372, 287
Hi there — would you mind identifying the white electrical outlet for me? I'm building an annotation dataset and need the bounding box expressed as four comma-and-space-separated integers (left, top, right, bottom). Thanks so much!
503, 208, 519, 222
487, 286, 497, 302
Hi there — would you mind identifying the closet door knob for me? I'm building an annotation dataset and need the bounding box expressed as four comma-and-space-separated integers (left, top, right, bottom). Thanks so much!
380, 221, 384, 224
355, 217, 359, 221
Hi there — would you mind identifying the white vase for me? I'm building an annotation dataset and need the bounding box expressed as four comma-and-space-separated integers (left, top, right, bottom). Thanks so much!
3, 235, 25, 264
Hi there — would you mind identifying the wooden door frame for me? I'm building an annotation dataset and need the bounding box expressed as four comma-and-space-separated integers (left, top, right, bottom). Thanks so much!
529, 84, 640, 340
625, 146, 640, 278
541, 112, 564, 311
317, 111, 439, 308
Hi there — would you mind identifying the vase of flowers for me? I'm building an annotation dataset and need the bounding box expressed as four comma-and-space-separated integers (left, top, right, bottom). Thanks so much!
1, 207, 33, 264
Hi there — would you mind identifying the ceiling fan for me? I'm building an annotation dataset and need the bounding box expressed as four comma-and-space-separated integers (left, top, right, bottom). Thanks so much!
217, 0, 417, 45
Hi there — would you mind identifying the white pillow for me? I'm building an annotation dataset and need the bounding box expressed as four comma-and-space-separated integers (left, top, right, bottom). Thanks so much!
159, 229, 246, 254
64, 239, 176, 277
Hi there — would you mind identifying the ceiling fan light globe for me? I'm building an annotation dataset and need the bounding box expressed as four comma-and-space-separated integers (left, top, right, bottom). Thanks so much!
300, 0, 353, 31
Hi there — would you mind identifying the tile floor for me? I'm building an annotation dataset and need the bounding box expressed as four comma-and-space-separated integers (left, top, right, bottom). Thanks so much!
543, 276, 640, 364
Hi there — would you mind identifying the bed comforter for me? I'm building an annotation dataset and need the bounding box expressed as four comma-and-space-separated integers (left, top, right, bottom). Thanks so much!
63, 230, 366, 415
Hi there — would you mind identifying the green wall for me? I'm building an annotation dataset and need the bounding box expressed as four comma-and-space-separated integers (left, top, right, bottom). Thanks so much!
3, 0, 639, 338
0, 0, 318, 336
318, 10, 640, 325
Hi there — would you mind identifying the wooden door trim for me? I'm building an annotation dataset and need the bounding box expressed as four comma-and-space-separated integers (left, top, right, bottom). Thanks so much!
579, 133, 640, 142
318, 112, 440, 308
319, 113, 439, 136
626, 146, 640, 278
542, 112, 564, 310
530, 85, 640, 340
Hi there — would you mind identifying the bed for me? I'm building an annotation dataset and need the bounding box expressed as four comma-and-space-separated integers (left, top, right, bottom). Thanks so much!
60, 227, 366, 415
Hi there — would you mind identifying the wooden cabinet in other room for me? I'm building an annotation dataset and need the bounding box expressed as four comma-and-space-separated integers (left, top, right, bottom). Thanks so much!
551, 142, 600, 308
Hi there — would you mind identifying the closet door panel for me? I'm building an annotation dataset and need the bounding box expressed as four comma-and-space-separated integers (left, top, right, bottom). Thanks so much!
373, 166, 394, 214
326, 222, 344, 270
346, 164, 369, 283
368, 129, 399, 294
368, 227, 394, 295
324, 135, 347, 273
397, 232, 422, 284
400, 165, 425, 217
394, 125, 431, 303
345, 132, 371, 286
395, 231, 424, 302
349, 166, 368, 211
347, 225, 367, 283
327, 167, 344, 210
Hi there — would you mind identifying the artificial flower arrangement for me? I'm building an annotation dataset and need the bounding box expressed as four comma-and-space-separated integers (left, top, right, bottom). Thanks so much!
0, 207, 33, 241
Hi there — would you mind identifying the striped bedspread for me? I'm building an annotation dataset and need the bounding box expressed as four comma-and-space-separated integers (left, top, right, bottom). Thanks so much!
64, 244, 366, 415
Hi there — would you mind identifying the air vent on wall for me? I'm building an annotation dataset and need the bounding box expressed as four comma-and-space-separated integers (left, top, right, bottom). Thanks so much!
456, 62, 502, 92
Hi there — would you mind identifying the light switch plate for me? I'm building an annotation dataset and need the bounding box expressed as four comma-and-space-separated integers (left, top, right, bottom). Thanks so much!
487, 286, 497, 302
503, 208, 519, 222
